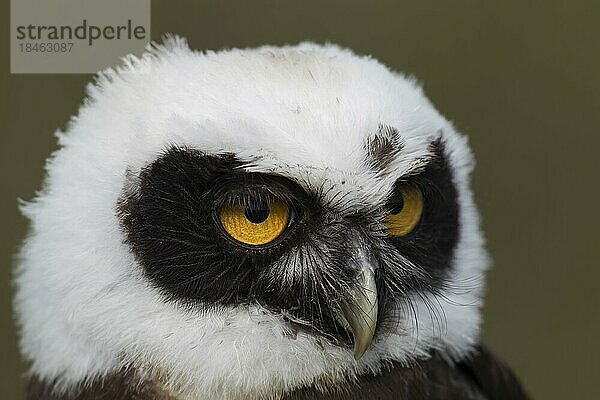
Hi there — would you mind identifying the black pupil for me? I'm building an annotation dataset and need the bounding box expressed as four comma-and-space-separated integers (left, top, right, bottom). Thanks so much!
244, 201, 271, 223
388, 194, 404, 214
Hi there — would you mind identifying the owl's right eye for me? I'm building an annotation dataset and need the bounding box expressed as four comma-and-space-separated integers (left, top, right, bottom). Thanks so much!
219, 199, 290, 246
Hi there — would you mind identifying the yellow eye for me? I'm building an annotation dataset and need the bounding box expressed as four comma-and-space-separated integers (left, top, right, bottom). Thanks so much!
384, 185, 423, 237
219, 200, 290, 246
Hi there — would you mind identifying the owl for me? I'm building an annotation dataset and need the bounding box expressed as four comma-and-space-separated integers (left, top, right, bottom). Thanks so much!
15, 37, 528, 399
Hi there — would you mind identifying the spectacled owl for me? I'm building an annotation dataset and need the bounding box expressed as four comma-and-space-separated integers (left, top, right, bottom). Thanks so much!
15, 37, 528, 400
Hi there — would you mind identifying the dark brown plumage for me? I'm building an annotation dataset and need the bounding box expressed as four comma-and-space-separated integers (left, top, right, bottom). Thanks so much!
27, 346, 528, 400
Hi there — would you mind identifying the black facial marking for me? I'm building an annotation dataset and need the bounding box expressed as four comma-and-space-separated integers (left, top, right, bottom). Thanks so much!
384, 138, 459, 287
117, 140, 459, 345
117, 147, 354, 342
365, 125, 404, 172
367, 138, 460, 339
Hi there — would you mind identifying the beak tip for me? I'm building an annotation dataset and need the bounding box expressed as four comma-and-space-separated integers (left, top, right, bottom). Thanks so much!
351, 329, 375, 360
353, 347, 367, 360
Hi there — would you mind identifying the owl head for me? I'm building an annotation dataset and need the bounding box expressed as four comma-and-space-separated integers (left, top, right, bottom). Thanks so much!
15, 37, 489, 399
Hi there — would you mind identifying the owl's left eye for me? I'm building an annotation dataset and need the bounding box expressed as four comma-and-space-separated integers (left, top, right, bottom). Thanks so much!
219, 199, 290, 246
384, 184, 424, 237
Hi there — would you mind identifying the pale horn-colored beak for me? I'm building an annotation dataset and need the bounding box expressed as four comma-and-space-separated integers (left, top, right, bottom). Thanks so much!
336, 244, 378, 360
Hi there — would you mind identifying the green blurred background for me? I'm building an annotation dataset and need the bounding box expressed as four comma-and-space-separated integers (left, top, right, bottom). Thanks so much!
1, 1, 598, 398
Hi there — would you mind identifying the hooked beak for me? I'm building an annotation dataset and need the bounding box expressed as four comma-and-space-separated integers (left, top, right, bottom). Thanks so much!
336, 243, 378, 360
